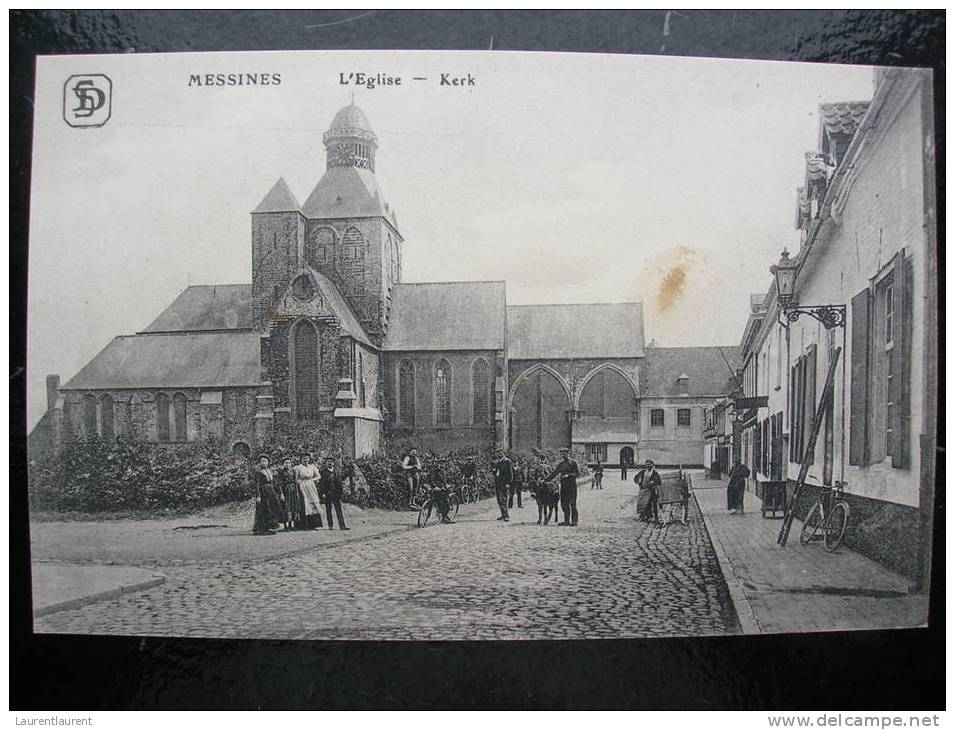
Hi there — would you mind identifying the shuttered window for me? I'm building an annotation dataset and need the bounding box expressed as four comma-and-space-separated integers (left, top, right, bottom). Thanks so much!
788, 345, 817, 464
848, 253, 913, 469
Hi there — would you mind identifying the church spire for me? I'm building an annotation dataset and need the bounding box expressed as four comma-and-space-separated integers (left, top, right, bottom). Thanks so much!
323, 103, 378, 172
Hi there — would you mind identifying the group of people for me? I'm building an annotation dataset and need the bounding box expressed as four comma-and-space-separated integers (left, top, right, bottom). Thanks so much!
494, 448, 582, 526
250, 452, 355, 536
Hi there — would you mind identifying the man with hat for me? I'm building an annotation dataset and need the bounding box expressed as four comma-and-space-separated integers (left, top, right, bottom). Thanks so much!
634, 459, 662, 524
319, 455, 350, 530
544, 448, 581, 526
492, 449, 514, 521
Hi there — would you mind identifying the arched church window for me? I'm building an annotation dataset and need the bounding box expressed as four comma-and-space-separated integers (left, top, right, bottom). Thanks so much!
306, 228, 335, 268
471, 358, 491, 424
357, 352, 366, 408
434, 359, 452, 426
292, 320, 321, 421
156, 393, 170, 442
100, 394, 114, 440
82, 393, 97, 436
291, 274, 315, 301
172, 393, 188, 441
342, 227, 365, 261
398, 360, 415, 427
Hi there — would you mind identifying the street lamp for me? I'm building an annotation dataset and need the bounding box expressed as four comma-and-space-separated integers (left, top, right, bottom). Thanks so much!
770, 248, 846, 329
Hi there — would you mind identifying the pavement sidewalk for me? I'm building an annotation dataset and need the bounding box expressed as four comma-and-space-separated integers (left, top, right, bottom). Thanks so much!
32, 563, 165, 617
693, 476, 928, 634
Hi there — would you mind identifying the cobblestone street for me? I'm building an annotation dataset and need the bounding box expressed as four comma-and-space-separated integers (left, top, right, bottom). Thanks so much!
35, 477, 740, 640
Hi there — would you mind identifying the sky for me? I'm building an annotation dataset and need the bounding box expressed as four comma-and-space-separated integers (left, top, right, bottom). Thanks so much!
27, 50, 874, 429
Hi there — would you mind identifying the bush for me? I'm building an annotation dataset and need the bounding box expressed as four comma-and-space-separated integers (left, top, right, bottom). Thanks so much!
28, 436, 251, 513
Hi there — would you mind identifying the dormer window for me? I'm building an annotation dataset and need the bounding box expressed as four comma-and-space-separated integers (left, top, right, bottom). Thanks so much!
677, 373, 690, 396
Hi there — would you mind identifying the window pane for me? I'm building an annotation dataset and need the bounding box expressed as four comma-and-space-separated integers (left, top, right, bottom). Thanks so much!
472, 358, 490, 423
435, 360, 452, 425
678, 408, 691, 427
399, 360, 415, 426
651, 409, 664, 427
156, 393, 170, 442
293, 321, 320, 420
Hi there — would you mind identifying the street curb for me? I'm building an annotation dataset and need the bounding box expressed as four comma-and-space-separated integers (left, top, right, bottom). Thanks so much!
33, 574, 166, 618
692, 489, 762, 635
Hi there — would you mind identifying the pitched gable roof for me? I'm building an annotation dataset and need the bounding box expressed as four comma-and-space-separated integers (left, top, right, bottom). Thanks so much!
506, 303, 645, 360
62, 331, 262, 390
301, 167, 396, 223
253, 177, 301, 213
141, 285, 252, 333
642, 346, 740, 397
383, 281, 506, 351
307, 268, 373, 347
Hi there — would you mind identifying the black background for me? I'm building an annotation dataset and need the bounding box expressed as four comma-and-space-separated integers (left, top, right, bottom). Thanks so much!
9, 10, 945, 710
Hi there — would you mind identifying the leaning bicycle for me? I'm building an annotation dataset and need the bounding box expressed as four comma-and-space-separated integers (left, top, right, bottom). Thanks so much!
416, 485, 461, 527
799, 480, 850, 552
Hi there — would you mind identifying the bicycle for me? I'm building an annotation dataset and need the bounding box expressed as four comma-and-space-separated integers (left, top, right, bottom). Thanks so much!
416, 484, 460, 527
799, 480, 850, 552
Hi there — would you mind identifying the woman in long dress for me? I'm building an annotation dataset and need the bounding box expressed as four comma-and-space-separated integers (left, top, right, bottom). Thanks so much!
294, 452, 324, 530
276, 455, 299, 530
251, 454, 283, 536
726, 457, 751, 514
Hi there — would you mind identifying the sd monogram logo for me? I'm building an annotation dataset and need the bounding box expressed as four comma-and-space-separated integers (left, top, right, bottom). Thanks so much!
63, 74, 112, 128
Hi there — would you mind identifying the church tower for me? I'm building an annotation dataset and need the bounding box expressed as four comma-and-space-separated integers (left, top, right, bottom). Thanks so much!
298, 103, 404, 345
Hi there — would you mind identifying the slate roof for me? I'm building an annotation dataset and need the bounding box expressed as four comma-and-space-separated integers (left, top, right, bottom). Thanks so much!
253, 177, 301, 213
307, 267, 373, 347
819, 101, 869, 138
383, 281, 506, 351
141, 285, 253, 333
507, 303, 645, 360
61, 331, 262, 390
641, 346, 740, 397
301, 167, 394, 222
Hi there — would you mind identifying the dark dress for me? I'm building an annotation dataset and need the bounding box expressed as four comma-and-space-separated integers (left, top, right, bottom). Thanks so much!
635, 468, 662, 523
277, 466, 303, 528
727, 463, 751, 511
252, 467, 283, 534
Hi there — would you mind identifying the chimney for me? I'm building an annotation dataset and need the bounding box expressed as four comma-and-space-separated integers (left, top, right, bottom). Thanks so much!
46, 374, 60, 412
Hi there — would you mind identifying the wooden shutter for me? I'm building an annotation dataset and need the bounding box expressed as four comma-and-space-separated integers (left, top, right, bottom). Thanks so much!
848, 288, 871, 465
892, 254, 913, 468
754, 420, 762, 472
804, 345, 817, 464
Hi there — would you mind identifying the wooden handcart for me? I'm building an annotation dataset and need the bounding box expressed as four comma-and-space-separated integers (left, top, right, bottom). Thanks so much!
657, 467, 691, 525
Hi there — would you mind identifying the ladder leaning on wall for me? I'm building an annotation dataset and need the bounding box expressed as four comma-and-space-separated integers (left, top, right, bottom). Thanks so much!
777, 346, 842, 547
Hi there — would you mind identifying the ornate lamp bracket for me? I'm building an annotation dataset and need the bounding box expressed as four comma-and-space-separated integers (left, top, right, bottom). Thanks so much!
777, 304, 846, 330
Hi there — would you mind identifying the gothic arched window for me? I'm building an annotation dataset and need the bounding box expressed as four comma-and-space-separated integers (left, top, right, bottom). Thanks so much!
156, 393, 170, 442
357, 351, 366, 408
100, 394, 114, 440
471, 358, 491, 424
434, 359, 452, 426
306, 228, 335, 267
342, 227, 365, 263
398, 360, 415, 427
82, 393, 97, 436
172, 393, 188, 441
293, 320, 321, 421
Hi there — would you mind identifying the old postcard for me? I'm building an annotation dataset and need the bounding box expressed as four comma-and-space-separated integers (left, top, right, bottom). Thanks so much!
26, 50, 937, 640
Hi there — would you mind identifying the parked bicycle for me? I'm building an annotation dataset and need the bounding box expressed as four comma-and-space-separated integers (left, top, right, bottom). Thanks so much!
416, 483, 461, 528
799, 480, 850, 552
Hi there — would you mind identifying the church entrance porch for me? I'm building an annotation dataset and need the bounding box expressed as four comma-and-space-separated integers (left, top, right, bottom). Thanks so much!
508, 368, 572, 454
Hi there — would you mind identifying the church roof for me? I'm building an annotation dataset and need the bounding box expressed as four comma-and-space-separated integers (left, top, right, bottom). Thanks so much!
330, 104, 373, 133
383, 281, 506, 351
641, 346, 740, 397
307, 267, 373, 347
301, 167, 395, 222
61, 331, 262, 390
141, 284, 253, 333
506, 303, 645, 360
253, 177, 301, 213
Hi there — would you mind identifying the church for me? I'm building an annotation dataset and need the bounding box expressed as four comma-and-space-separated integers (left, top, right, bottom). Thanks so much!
35, 103, 737, 467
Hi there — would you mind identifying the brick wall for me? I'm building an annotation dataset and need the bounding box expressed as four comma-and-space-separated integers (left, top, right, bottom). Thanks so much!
251, 211, 304, 330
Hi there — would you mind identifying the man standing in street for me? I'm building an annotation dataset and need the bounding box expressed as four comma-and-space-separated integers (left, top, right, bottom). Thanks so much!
621, 453, 629, 481
493, 450, 513, 522
402, 447, 423, 507
509, 461, 524, 509
545, 448, 581, 526
592, 459, 604, 490
320, 455, 350, 530
727, 456, 751, 515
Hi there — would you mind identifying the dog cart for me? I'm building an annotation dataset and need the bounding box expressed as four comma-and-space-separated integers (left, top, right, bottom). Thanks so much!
656, 468, 690, 525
